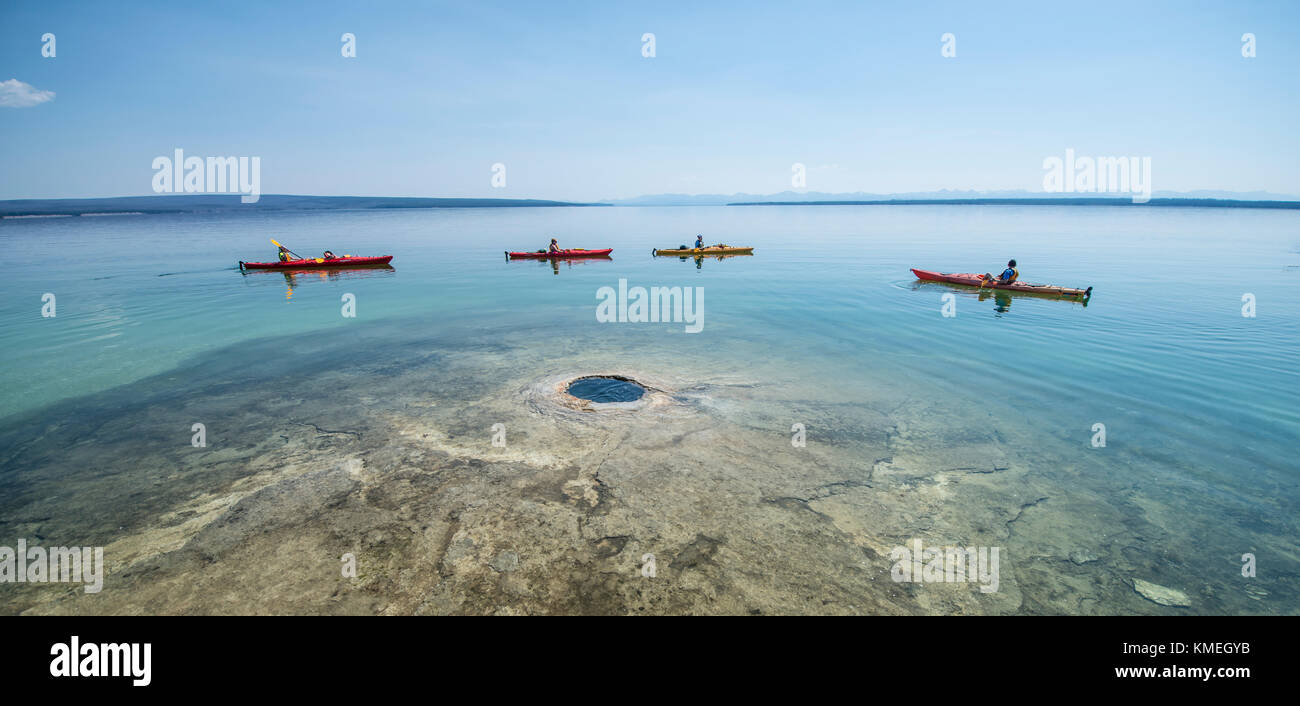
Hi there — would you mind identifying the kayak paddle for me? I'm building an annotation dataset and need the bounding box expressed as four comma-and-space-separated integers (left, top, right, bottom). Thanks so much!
270, 238, 304, 259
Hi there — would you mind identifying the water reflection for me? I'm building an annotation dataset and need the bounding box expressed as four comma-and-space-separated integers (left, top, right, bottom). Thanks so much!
656, 253, 754, 269
911, 280, 1090, 313
506, 255, 613, 275
241, 265, 396, 299
984, 290, 1014, 316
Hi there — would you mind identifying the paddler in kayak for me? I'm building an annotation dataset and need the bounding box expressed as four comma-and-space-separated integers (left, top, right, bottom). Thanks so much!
277, 245, 293, 262
548, 238, 560, 253
695, 234, 704, 249
322, 250, 336, 260
983, 259, 1019, 285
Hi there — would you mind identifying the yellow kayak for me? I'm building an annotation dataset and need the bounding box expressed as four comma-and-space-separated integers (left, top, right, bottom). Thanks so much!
653, 246, 754, 256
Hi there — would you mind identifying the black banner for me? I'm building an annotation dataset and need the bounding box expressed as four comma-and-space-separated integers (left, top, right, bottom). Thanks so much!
0, 616, 1283, 694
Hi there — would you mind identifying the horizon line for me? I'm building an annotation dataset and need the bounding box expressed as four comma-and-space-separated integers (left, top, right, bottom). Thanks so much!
4, 193, 1300, 218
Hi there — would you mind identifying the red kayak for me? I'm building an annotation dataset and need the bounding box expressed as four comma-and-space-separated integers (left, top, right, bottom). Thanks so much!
240, 256, 393, 270
507, 248, 612, 259
911, 268, 1091, 298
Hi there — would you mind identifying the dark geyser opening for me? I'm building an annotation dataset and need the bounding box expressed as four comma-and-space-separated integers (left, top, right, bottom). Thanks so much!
566, 377, 646, 403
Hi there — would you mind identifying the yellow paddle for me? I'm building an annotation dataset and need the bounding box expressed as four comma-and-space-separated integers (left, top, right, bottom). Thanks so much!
270, 238, 303, 260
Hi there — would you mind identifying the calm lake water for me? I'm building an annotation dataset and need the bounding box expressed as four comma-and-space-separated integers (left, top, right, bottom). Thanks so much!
1, 205, 1296, 615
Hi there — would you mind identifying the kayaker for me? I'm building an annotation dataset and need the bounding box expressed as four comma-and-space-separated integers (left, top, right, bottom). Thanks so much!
277, 245, 293, 262
695, 234, 704, 249
984, 259, 1019, 285
548, 238, 560, 253
322, 250, 336, 260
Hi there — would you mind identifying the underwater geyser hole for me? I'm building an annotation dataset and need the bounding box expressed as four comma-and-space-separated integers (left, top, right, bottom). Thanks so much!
566, 376, 646, 403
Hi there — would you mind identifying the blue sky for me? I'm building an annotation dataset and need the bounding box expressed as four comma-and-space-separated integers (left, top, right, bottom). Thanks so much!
1, 0, 1297, 200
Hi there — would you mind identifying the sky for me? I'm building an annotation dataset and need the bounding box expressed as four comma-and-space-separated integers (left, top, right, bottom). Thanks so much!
1, 0, 1298, 201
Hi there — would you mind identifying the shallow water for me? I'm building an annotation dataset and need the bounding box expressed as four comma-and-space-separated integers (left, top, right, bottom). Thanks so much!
0, 205, 1296, 614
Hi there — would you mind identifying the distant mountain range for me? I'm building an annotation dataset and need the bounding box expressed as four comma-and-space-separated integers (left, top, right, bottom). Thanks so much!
0, 194, 604, 217
601, 189, 1300, 206
729, 197, 1300, 210
3, 191, 1298, 218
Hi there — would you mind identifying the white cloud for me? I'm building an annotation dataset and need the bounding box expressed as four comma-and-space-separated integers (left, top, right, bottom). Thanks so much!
0, 79, 55, 108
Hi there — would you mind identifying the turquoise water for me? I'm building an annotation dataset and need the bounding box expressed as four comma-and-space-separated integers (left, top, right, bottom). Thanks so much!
1, 205, 1297, 614
4, 206, 1297, 468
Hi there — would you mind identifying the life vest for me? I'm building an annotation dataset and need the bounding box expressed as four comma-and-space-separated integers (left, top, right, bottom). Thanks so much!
278, 251, 291, 262
1005, 267, 1019, 283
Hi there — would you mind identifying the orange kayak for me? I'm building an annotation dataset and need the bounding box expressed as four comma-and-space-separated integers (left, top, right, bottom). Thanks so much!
911, 268, 1092, 298
507, 248, 612, 259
